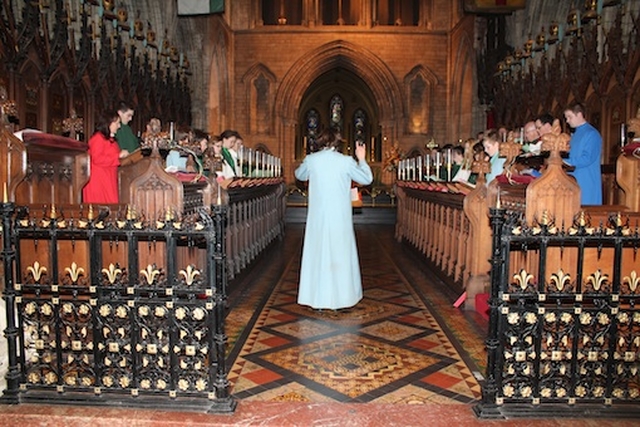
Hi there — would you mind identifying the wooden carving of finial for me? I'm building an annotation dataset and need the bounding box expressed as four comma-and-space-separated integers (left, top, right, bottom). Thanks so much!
627, 108, 640, 136
500, 133, 524, 180
471, 155, 491, 185
540, 119, 570, 165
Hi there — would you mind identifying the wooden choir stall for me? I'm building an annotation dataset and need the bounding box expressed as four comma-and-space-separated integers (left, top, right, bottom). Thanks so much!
395, 121, 640, 418
0, 119, 285, 413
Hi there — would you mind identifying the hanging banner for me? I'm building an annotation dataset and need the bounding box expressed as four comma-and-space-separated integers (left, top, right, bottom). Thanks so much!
463, 0, 526, 13
177, 0, 224, 16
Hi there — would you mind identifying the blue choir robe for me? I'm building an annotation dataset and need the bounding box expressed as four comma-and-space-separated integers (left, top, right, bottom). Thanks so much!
294, 149, 373, 309
567, 122, 602, 205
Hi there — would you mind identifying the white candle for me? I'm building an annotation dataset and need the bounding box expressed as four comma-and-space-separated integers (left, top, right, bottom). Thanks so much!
520, 127, 524, 144
417, 155, 422, 181
238, 146, 243, 176
621, 123, 626, 147
262, 152, 267, 177
425, 154, 431, 181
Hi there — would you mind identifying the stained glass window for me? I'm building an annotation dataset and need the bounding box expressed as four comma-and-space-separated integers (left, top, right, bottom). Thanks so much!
305, 108, 320, 153
329, 94, 343, 131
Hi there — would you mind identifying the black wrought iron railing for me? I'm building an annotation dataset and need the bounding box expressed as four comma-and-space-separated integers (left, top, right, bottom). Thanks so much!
475, 208, 640, 419
0, 202, 236, 413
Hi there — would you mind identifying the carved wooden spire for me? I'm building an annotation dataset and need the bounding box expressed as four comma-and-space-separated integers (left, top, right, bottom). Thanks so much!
525, 119, 580, 227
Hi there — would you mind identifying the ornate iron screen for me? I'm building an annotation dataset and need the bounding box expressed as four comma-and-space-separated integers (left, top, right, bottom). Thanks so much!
0, 202, 235, 413
475, 208, 640, 419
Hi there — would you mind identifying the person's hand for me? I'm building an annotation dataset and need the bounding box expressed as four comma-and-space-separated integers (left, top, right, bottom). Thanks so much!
355, 143, 366, 161
119, 149, 129, 158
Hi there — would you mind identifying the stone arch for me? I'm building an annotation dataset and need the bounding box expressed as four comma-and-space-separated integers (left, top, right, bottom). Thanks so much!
403, 65, 439, 135
241, 63, 277, 136
274, 39, 404, 180
275, 39, 404, 129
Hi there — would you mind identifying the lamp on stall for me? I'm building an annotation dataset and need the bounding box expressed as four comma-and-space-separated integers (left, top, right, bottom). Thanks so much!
133, 11, 145, 40
116, 5, 130, 32
547, 21, 561, 45
582, 0, 600, 23
146, 22, 157, 49
565, 8, 582, 36
522, 36, 534, 58
533, 27, 546, 52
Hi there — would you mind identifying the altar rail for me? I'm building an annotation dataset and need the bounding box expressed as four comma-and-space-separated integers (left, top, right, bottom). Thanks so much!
0, 201, 236, 413
474, 208, 640, 419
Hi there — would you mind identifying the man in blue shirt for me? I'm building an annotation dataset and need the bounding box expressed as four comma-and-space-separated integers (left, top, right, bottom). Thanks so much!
563, 102, 602, 205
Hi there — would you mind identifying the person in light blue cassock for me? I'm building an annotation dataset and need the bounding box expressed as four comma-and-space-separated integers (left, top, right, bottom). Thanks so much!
295, 128, 373, 310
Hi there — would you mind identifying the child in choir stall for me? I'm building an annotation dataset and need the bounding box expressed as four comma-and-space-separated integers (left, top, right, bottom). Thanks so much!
165, 130, 191, 172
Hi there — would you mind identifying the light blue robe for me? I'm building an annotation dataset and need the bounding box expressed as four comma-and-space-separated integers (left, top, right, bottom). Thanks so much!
567, 122, 602, 205
295, 149, 373, 309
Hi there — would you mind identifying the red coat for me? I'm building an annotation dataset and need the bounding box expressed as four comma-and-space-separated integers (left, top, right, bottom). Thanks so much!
83, 131, 121, 204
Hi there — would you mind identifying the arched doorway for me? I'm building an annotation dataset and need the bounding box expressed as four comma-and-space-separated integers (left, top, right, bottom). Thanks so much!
296, 67, 381, 163
274, 40, 404, 184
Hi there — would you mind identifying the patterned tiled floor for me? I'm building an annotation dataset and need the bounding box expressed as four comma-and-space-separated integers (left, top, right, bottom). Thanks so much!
225, 224, 487, 405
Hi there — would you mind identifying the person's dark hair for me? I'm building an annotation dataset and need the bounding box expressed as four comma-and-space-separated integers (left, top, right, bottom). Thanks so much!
483, 128, 498, 143
175, 127, 191, 144
472, 141, 485, 155
452, 145, 464, 157
193, 129, 209, 142
95, 111, 119, 139
536, 112, 554, 126
565, 102, 586, 117
220, 129, 236, 140
441, 143, 454, 150
117, 101, 133, 113
315, 127, 343, 152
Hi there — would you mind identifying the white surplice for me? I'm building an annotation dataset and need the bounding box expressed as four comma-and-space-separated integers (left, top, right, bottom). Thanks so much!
294, 149, 373, 309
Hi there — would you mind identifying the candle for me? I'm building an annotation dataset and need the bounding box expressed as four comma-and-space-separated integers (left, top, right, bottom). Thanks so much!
518, 127, 522, 144
262, 152, 267, 177
216, 182, 221, 205
621, 123, 626, 147
410, 158, 415, 181
3, 182, 7, 203
169, 122, 174, 141
425, 154, 431, 181
238, 146, 243, 177
417, 155, 422, 181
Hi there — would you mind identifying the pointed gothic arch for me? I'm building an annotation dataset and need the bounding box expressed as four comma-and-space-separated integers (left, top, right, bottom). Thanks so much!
403, 65, 439, 135
275, 40, 404, 126
241, 63, 277, 136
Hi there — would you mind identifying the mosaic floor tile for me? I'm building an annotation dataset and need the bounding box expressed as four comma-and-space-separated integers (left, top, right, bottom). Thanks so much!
226, 225, 487, 404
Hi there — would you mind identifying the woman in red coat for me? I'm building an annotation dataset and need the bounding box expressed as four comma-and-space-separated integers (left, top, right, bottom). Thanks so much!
82, 111, 129, 204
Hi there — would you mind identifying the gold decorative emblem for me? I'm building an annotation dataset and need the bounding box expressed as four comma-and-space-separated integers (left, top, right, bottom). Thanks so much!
623, 271, 639, 292
586, 270, 608, 291
27, 261, 47, 282
549, 269, 571, 292
140, 265, 161, 285
64, 262, 85, 282
179, 265, 201, 286
513, 269, 534, 291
